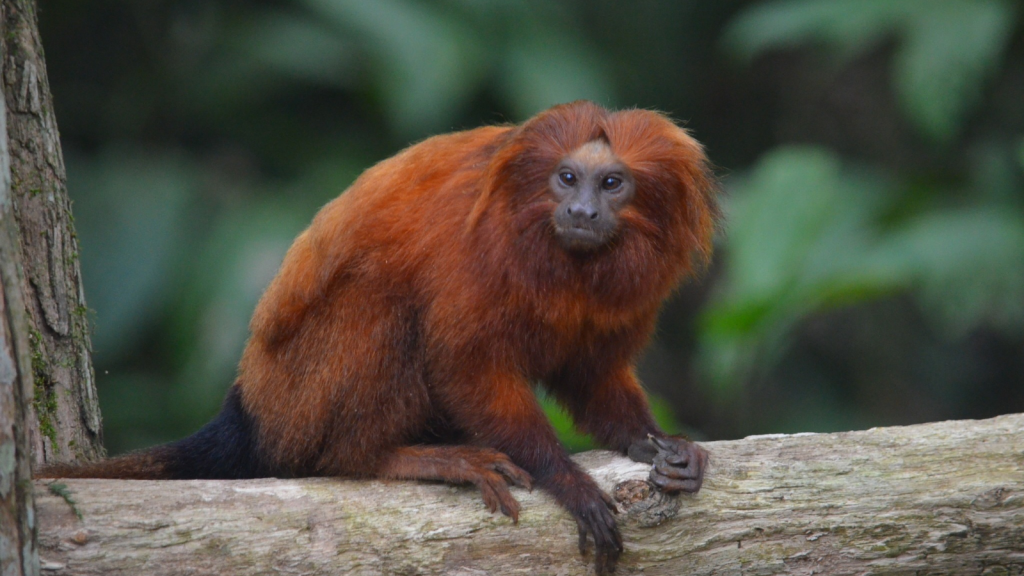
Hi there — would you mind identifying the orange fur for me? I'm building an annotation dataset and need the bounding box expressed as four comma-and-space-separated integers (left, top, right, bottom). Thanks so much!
240, 101, 716, 573
240, 103, 714, 473
40, 102, 717, 574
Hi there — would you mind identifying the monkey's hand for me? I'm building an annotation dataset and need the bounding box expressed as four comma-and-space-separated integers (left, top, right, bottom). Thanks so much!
572, 486, 622, 575
627, 435, 707, 494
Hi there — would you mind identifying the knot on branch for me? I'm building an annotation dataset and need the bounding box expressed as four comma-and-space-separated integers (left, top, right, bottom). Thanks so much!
613, 479, 680, 528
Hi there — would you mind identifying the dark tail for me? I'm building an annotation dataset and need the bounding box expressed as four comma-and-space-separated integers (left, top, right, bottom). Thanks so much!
37, 384, 276, 480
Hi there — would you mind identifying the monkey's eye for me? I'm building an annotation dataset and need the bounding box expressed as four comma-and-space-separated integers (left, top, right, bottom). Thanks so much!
601, 176, 623, 191
559, 172, 577, 186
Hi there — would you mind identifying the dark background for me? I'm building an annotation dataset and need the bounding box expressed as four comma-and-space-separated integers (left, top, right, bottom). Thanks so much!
39, 0, 1024, 454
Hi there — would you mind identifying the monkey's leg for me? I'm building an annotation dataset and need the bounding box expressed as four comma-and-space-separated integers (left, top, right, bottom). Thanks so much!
378, 445, 533, 522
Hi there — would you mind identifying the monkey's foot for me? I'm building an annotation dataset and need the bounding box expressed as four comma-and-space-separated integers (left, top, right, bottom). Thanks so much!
462, 448, 533, 522
380, 445, 532, 522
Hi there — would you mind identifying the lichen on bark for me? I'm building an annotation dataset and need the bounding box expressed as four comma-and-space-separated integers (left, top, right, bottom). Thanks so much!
2, 0, 103, 466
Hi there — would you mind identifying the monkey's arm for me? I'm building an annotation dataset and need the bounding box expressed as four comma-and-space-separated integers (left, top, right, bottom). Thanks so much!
552, 365, 707, 494
439, 368, 623, 574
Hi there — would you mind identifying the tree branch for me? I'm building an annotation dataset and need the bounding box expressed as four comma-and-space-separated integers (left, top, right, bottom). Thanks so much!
35, 414, 1024, 575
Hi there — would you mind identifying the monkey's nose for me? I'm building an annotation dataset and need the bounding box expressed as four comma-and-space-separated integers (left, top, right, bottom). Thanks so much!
566, 203, 600, 224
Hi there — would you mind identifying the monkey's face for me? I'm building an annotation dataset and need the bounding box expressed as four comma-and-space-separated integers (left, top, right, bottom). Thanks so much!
549, 140, 635, 252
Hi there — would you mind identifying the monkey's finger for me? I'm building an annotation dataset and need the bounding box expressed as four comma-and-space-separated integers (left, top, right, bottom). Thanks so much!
490, 480, 522, 523
495, 484, 522, 522
477, 480, 501, 514
650, 469, 703, 494
653, 459, 697, 480
595, 548, 611, 576
650, 435, 676, 452
588, 502, 622, 554
491, 460, 533, 490
598, 523, 621, 559
594, 533, 622, 575
474, 471, 524, 523
605, 513, 624, 552
576, 518, 590, 555
600, 549, 620, 576
664, 451, 689, 466
499, 497, 521, 523
668, 440, 709, 467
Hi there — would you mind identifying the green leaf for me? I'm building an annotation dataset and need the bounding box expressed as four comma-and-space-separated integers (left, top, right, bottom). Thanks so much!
700, 146, 1024, 395
893, 0, 1018, 142
700, 146, 896, 388
871, 209, 1024, 334
722, 146, 842, 301
720, 146, 892, 305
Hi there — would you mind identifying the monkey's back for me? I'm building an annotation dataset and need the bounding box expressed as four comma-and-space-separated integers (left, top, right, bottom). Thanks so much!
234, 125, 515, 475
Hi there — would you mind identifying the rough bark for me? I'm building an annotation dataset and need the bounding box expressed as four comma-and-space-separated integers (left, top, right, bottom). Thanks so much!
33, 413, 1024, 576
0, 38, 39, 576
1, 0, 102, 466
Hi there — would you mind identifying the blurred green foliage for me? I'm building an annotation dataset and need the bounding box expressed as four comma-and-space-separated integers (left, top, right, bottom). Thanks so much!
40, 0, 1024, 454
724, 0, 1018, 142
703, 147, 1024, 394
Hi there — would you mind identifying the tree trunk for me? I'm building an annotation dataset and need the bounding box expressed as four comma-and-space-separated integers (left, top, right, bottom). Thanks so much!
0, 46, 38, 576
1, 0, 102, 466
2, 0, 100, 572
33, 413, 1024, 576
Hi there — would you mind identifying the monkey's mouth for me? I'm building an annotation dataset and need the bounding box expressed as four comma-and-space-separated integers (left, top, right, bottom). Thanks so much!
554, 225, 610, 251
